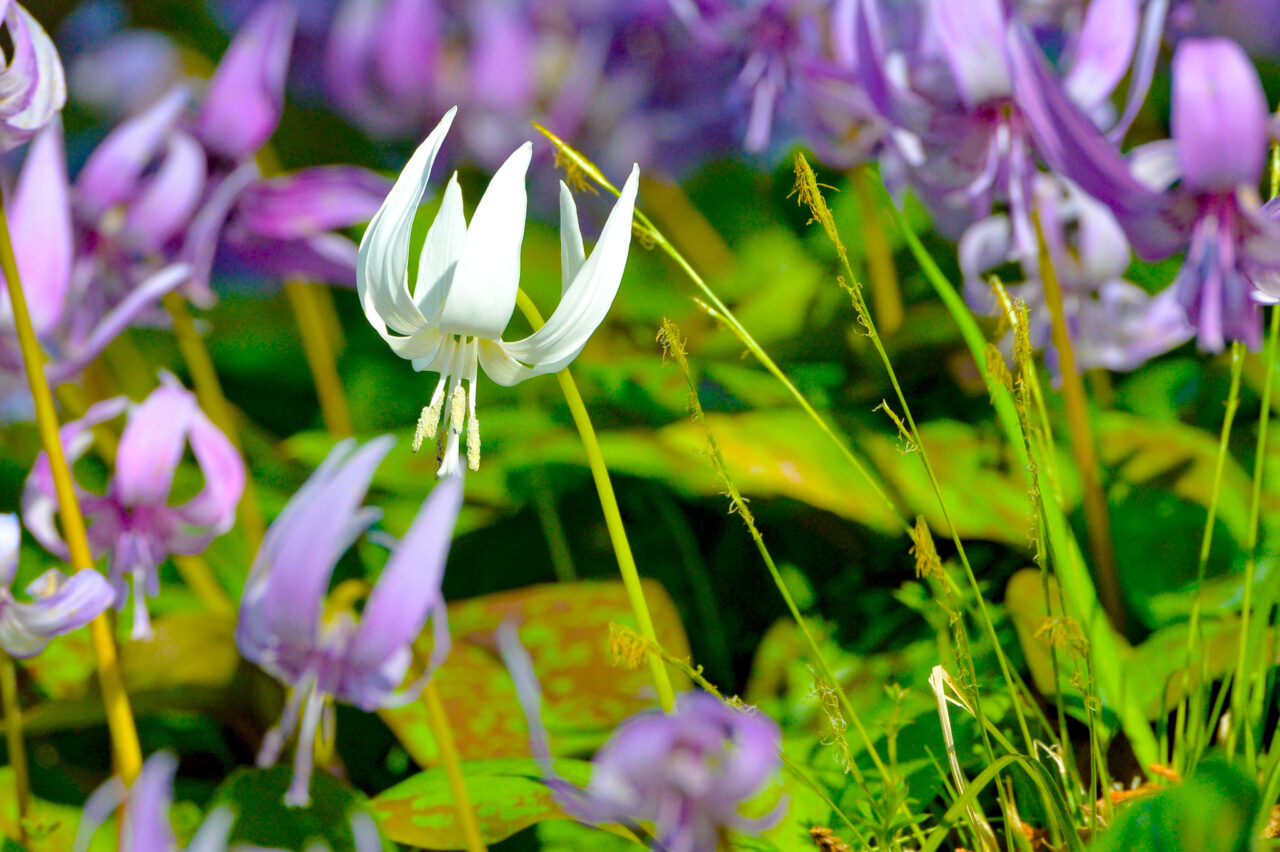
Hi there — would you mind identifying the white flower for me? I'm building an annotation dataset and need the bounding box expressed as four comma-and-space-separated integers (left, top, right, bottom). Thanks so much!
357, 107, 640, 477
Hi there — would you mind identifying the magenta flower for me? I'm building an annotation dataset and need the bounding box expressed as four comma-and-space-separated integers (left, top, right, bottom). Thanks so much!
23, 374, 245, 640
0, 514, 114, 659
500, 625, 784, 852
73, 752, 234, 852
0, 2, 66, 152
1010, 33, 1280, 350
236, 437, 460, 807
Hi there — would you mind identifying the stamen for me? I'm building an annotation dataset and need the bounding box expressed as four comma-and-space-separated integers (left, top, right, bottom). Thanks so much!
466, 338, 481, 472
437, 385, 467, 478
412, 375, 450, 452
466, 417, 480, 471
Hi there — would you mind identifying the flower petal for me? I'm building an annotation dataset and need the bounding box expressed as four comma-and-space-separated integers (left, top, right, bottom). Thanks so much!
122, 130, 207, 253
413, 172, 466, 319
122, 751, 178, 852
435, 141, 531, 339
195, 0, 296, 159
930, 0, 1010, 108
558, 181, 585, 294
496, 165, 637, 373
173, 401, 245, 534
344, 473, 462, 702
0, 4, 66, 151
234, 166, 392, 240
114, 378, 197, 507
1063, 0, 1137, 109
0, 514, 18, 586
1171, 37, 1268, 192
5, 568, 115, 657
76, 85, 189, 220
8, 118, 71, 337
357, 108, 456, 343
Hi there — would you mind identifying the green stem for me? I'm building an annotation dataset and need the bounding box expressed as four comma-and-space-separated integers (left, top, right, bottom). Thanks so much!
515, 291, 676, 712
851, 165, 903, 334
528, 468, 577, 582
285, 279, 354, 439
1, 654, 28, 843
0, 189, 143, 782
422, 681, 488, 852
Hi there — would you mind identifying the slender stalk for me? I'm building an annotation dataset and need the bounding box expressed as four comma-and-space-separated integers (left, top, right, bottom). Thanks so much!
1237, 306, 1280, 765
284, 280, 353, 438
527, 468, 577, 582
1, 653, 28, 842
850, 165, 903, 334
163, 291, 266, 549
421, 681, 487, 852
534, 123, 909, 535
0, 192, 142, 782
516, 290, 676, 712
1034, 214, 1124, 635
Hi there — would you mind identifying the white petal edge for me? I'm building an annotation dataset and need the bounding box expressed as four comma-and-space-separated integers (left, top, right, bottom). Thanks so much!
413, 172, 466, 319
558, 181, 585, 294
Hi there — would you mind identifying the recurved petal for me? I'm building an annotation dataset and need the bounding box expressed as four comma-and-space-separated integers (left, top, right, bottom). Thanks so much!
1171, 37, 1269, 193
434, 142, 531, 339
0, 513, 17, 586
114, 378, 197, 507
346, 473, 461, 684
1064, 0, 1137, 109
930, 0, 1010, 108
196, 0, 296, 159
9, 119, 71, 337
234, 166, 392, 239
174, 404, 244, 533
496, 165, 637, 374
0, 4, 66, 152
413, 173, 466, 319
122, 130, 206, 253
121, 751, 179, 852
558, 182, 585, 294
357, 108, 456, 341
5, 568, 116, 657
76, 85, 189, 219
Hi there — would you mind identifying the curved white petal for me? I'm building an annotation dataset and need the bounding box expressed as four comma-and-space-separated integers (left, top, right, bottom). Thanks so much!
477, 339, 537, 387
357, 107, 456, 346
414, 172, 465, 319
558, 181, 585, 294
0, 514, 18, 586
497, 164, 638, 372
434, 142, 531, 339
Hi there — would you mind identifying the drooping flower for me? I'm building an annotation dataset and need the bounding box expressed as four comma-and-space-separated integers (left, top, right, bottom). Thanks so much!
0, 2, 66, 152
73, 751, 235, 852
0, 120, 190, 420
499, 623, 784, 852
358, 108, 640, 477
23, 374, 245, 640
236, 437, 460, 807
1009, 33, 1280, 350
0, 513, 115, 659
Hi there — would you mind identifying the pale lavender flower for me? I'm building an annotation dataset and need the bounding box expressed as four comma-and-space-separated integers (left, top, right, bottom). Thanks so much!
0, 2, 66, 152
499, 624, 784, 852
236, 437, 461, 807
73, 751, 234, 852
960, 175, 1192, 372
23, 374, 245, 640
0, 120, 189, 420
1010, 33, 1280, 350
0, 513, 115, 659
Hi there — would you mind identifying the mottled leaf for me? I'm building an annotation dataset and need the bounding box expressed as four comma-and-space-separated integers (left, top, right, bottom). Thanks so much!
211, 766, 381, 851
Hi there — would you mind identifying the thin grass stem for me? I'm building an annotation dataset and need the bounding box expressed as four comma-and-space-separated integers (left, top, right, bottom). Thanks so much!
515, 290, 676, 712
284, 279, 354, 438
1, 653, 28, 843
850, 165, 903, 334
0, 191, 142, 783
422, 681, 488, 852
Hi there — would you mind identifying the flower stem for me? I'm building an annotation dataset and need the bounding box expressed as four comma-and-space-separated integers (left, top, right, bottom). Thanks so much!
516, 290, 677, 713
1034, 214, 1125, 635
422, 681, 487, 852
1, 653, 29, 842
162, 291, 265, 550
284, 280, 353, 438
0, 191, 142, 783
851, 165, 903, 334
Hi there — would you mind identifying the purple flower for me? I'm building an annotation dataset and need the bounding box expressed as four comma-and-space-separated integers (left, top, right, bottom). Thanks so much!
236, 437, 461, 807
73, 752, 234, 852
195, 0, 297, 161
0, 513, 114, 659
0, 3, 66, 152
1010, 32, 1280, 350
23, 374, 245, 640
0, 121, 189, 420
500, 625, 784, 852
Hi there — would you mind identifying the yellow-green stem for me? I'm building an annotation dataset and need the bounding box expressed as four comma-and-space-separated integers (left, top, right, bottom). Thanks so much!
0, 192, 142, 782
1, 653, 28, 841
284, 280, 353, 438
851, 165, 903, 334
422, 681, 487, 852
163, 292, 266, 550
516, 290, 676, 712
1034, 215, 1124, 635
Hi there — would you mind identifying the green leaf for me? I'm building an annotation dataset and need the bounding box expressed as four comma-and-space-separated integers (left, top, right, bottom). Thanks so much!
211, 766, 382, 851
1093, 761, 1260, 852
370, 757, 608, 849
0, 768, 106, 852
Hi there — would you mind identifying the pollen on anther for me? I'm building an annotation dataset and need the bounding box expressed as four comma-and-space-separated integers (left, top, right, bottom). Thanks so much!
466, 417, 480, 471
